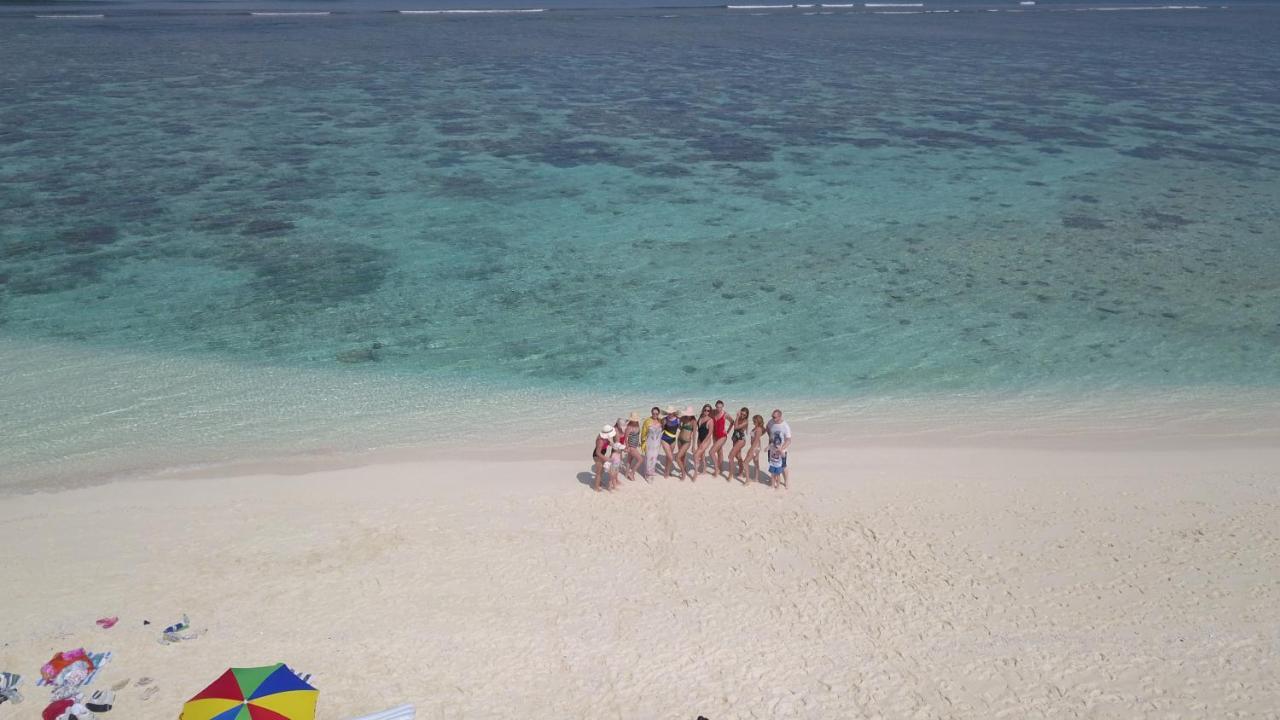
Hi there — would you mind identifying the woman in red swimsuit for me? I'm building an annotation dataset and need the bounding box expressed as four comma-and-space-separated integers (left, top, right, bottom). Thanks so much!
710, 400, 732, 479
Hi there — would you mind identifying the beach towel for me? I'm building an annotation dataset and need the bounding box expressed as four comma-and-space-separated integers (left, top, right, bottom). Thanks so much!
644, 448, 658, 477
42, 697, 76, 720
37, 651, 112, 690
347, 704, 415, 720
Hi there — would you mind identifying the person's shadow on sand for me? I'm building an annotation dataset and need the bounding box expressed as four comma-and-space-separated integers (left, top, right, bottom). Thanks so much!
577, 466, 760, 488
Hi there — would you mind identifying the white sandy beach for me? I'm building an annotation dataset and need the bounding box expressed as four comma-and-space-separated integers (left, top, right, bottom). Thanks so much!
2, 419, 1279, 720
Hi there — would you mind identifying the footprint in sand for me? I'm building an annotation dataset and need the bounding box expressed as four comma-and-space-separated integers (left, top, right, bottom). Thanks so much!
134, 677, 160, 701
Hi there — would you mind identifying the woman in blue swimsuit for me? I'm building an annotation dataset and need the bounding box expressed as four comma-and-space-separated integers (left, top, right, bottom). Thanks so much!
660, 405, 680, 479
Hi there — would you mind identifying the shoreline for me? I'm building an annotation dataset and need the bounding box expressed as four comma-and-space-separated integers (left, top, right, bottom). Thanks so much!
6, 332, 1280, 494
4, 382, 1279, 495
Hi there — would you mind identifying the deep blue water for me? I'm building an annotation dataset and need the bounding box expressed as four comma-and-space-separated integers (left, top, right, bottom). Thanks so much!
1, 1, 1278, 481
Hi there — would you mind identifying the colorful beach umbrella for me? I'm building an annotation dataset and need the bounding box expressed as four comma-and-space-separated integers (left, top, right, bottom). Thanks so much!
181, 664, 317, 720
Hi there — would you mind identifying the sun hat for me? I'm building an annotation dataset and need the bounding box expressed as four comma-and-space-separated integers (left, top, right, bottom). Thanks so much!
682, 406, 695, 416
627, 411, 642, 423
665, 405, 678, 414
600, 425, 617, 439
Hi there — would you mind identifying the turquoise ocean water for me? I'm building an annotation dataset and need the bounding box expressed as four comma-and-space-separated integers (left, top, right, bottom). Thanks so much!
2, 1, 1278, 485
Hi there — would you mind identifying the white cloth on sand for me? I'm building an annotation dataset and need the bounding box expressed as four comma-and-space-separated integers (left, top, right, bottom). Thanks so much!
347, 704, 415, 720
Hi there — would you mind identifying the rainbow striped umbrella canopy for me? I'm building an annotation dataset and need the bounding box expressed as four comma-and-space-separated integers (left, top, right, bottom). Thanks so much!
181, 664, 317, 720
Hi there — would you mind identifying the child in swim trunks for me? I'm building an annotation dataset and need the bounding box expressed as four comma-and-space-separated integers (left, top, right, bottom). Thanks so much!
767, 441, 786, 489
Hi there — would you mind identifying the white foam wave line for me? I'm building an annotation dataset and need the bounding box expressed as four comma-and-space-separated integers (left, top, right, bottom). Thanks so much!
249, 11, 331, 15
1075, 4, 1206, 9
35, 13, 104, 17
727, 4, 794, 8
821, 3, 856, 6
865, 2, 923, 6
399, 7, 545, 12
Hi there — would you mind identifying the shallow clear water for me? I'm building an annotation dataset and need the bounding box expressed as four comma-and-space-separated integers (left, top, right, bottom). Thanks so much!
2, 3, 1278, 483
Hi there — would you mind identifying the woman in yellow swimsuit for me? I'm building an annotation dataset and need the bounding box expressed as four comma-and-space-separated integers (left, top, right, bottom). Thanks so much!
640, 406, 663, 481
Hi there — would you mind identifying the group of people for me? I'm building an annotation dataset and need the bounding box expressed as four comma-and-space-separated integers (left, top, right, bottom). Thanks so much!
592, 401, 792, 492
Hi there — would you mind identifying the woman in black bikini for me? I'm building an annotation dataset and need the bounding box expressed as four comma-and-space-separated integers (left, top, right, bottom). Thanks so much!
729, 406, 750, 483
675, 406, 698, 481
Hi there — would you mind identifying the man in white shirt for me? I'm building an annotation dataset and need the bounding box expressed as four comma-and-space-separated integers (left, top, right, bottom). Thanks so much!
765, 409, 792, 488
